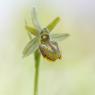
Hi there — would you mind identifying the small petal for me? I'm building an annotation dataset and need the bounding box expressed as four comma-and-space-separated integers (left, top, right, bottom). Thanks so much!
46, 17, 60, 32
25, 20, 39, 36
23, 37, 39, 57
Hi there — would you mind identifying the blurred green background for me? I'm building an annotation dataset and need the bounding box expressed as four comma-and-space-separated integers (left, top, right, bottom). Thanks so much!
0, 0, 95, 95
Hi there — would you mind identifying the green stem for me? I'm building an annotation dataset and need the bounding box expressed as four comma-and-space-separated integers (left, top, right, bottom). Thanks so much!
34, 49, 41, 95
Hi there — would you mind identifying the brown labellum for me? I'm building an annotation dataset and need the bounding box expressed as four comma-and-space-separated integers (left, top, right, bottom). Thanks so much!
39, 41, 61, 61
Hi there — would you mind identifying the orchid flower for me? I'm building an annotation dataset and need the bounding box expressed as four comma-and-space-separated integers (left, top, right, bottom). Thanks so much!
23, 8, 69, 61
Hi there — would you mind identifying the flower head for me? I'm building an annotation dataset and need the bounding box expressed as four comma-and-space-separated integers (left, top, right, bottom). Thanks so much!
23, 8, 69, 61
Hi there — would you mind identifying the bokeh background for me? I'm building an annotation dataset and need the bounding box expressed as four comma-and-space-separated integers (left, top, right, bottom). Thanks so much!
0, 0, 95, 95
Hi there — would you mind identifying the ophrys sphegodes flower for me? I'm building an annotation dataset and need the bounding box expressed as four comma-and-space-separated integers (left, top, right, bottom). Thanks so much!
23, 8, 69, 61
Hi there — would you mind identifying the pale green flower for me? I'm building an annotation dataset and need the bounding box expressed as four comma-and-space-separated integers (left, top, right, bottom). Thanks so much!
23, 8, 69, 61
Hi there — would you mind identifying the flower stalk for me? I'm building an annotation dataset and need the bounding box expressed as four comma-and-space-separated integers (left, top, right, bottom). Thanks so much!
34, 49, 41, 95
